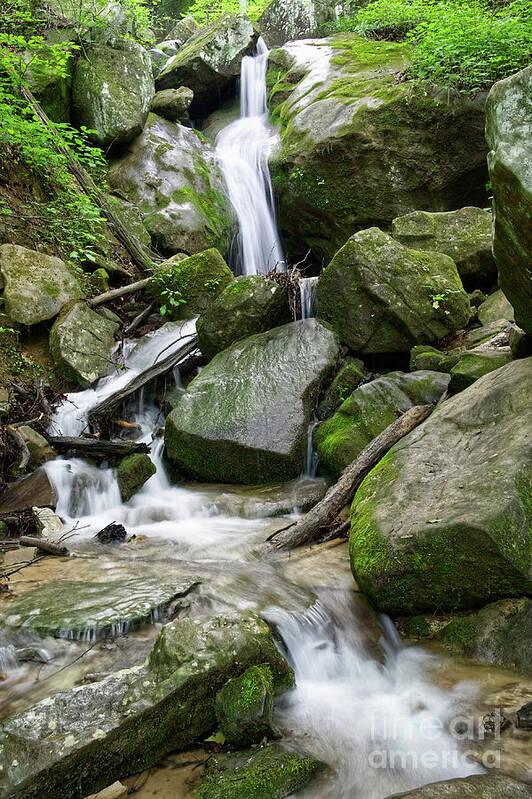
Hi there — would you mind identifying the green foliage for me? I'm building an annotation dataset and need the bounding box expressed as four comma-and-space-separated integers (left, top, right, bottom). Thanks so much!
185, 0, 271, 24
328, 0, 532, 89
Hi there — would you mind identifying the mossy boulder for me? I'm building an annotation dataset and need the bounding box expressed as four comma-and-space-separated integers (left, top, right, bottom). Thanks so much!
409, 345, 460, 373
449, 350, 512, 393
269, 35, 488, 261
388, 774, 532, 799
0, 612, 293, 799
0, 244, 83, 325
391, 207, 495, 289
439, 598, 532, 673
316, 357, 366, 420
478, 288, 515, 325
150, 87, 193, 122
215, 664, 274, 747
198, 744, 324, 799
108, 114, 231, 256
259, 0, 346, 47
197, 276, 290, 360
156, 14, 256, 116
149, 249, 234, 319
107, 196, 151, 247
72, 39, 154, 148
349, 358, 532, 614
17, 426, 56, 470
116, 453, 156, 502
486, 65, 532, 337
316, 228, 471, 354
315, 371, 449, 479
165, 319, 340, 483
49, 301, 119, 387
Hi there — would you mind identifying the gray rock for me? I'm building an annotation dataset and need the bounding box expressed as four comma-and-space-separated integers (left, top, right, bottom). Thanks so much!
388, 774, 532, 798
49, 301, 119, 387
0, 613, 293, 798
316, 228, 471, 354
108, 114, 231, 256
478, 289, 515, 325
150, 87, 193, 122
0, 244, 83, 325
165, 16, 201, 46
0, 469, 57, 514
165, 319, 340, 483
486, 65, 532, 337
17, 426, 56, 470
316, 357, 367, 421
156, 14, 256, 115
107, 196, 151, 247
392, 207, 496, 288
72, 39, 154, 148
350, 358, 532, 613
449, 350, 512, 393
259, 0, 345, 46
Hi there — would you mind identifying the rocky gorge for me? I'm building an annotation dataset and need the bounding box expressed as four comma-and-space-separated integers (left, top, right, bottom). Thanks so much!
0, 1, 531, 798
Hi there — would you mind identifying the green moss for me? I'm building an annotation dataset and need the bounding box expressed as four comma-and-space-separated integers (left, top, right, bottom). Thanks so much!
215, 665, 274, 747
439, 615, 478, 653
117, 453, 156, 502
405, 615, 431, 637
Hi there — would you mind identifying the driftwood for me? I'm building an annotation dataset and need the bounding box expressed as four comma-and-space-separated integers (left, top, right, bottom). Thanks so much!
87, 278, 151, 308
87, 337, 198, 425
46, 437, 149, 459
19, 536, 68, 556
124, 302, 155, 336
266, 404, 434, 551
19, 84, 161, 274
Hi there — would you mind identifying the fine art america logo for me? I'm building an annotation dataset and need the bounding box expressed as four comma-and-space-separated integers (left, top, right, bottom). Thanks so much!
368, 710, 504, 770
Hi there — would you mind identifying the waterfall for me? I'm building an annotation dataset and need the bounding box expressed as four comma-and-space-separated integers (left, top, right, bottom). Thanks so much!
216, 38, 285, 276
299, 276, 318, 319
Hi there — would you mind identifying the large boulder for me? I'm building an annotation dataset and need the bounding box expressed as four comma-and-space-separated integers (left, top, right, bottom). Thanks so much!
391, 207, 495, 289
0, 244, 83, 325
17, 426, 56, 470
0, 612, 293, 799
350, 358, 532, 614
449, 350, 512, 393
316, 357, 366, 420
315, 371, 450, 479
49, 301, 119, 387
316, 228, 471, 353
165, 319, 340, 483
486, 65, 532, 336
150, 86, 193, 123
259, 0, 347, 47
215, 664, 274, 747
156, 14, 256, 116
197, 275, 290, 360
72, 39, 154, 148
439, 598, 532, 673
148, 249, 234, 319
388, 774, 532, 799
478, 288, 515, 325
269, 36, 488, 261
108, 114, 231, 256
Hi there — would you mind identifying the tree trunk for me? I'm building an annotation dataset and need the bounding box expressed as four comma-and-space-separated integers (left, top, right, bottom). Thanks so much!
46, 437, 150, 459
19, 536, 68, 556
266, 404, 434, 551
87, 278, 151, 307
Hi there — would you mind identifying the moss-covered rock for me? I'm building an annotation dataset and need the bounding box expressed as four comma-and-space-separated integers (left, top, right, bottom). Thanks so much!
116, 453, 156, 502
108, 114, 231, 256
478, 288, 515, 325
0, 244, 83, 325
259, 0, 347, 47
316, 357, 366, 420
72, 39, 154, 148
349, 358, 532, 614
486, 65, 532, 337
409, 345, 460, 373
150, 87, 193, 122
107, 195, 151, 247
439, 598, 532, 672
156, 14, 256, 116
0, 576, 199, 640
391, 207, 495, 289
197, 276, 290, 360
165, 319, 339, 483
316, 228, 471, 354
17, 426, 56, 470
269, 35, 488, 261
149, 249, 234, 319
388, 774, 532, 799
315, 370, 449, 479
449, 350, 512, 393
49, 301, 119, 387
215, 664, 274, 747
0, 612, 293, 799
198, 744, 324, 799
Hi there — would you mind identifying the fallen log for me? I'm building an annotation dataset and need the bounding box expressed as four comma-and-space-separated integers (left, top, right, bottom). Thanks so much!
87, 337, 198, 426
19, 536, 68, 556
266, 404, 434, 551
87, 278, 151, 308
46, 437, 149, 459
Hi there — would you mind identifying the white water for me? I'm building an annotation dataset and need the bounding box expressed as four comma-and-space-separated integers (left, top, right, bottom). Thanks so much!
299, 275, 318, 319
216, 38, 285, 276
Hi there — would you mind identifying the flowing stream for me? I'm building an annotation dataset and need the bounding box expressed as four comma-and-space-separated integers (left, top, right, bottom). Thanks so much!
216, 38, 285, 275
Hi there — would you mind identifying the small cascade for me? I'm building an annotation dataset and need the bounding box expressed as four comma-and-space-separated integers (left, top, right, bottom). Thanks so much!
299, 276, 319, 319
216, 38, 285, 276
303, 416, 319, 478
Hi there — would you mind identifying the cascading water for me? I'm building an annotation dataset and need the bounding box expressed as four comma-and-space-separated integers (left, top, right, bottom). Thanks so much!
299, 275, 318, 319
216, 38, 285, 276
